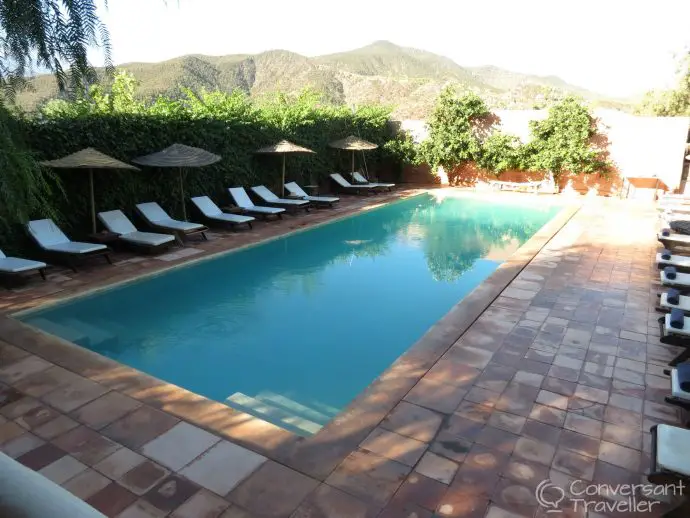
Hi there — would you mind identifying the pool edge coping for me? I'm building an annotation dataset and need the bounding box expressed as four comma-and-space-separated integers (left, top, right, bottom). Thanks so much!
0, 195, 580, 482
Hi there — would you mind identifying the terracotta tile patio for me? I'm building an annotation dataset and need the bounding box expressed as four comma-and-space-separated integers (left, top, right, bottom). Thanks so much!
0, 192, 684, 517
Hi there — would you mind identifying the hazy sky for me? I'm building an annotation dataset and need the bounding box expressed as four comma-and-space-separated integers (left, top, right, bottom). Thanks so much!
93, 0, 690, 98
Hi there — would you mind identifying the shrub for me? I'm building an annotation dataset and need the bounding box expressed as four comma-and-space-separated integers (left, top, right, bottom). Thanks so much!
419, 88, 492, 181
520, 97, 611, 183
12, 72, 397, 246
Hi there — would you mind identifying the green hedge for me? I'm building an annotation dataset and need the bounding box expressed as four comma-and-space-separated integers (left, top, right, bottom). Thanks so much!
8, 79, 401, 250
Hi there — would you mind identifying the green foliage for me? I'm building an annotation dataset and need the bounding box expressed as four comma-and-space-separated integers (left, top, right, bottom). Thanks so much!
636, 52, 690, 116
476, 133, 521, 175
419, 88, 492, 176
0, 103, 60, 252
0, 0, 111, 101
520, 97, 610, 181
419, 90, 609, 184
15, 71, 396, 244
383, 130, 418, 166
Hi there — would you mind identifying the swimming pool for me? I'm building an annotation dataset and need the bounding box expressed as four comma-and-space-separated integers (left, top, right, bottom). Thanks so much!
19, 193, 560, 435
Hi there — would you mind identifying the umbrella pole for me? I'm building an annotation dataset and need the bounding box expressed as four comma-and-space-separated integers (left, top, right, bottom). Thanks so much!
282, 154, 286, 197
179, 168, 187, 221
89, 169, 96, 234
351, 151, 355, 174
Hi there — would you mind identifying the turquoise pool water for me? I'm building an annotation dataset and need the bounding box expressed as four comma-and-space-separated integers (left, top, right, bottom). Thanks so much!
20, 194, 559, 435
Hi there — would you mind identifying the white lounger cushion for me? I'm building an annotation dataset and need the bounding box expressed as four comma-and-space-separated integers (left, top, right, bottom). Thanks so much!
209, 212, 255, 224
244, 205, 284, 214
352, 172, 394, 187
330, 173, 376, 189
136, 202, 205, 232
658, 205, 690, 214
664, 313, 690, 336
304, 195, 339, 203
657, 253, 690, 269
27, 219, 107, 254
0, 250, 46, 273
251, 185, 309, 206
98, 210, 174, 246
0, 257, 45, 273
660, 292, 690, 312
658, 232, 690, 244
44, 242, 106, 254
151, 219, 204, 232
671, 369, 690, 401
228, 188, 285, 214
190, 197, 255, 224
656, 424, 690, 476
284, 182, 340, 203
661, 270, 690, 286
119, 231, 174, 247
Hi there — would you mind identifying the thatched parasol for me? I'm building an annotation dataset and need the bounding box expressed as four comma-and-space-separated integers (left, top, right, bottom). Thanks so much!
255, 140, 315, 197
40, 148, 140, 234
328, 135, 378, 174
133, 144, 221, 220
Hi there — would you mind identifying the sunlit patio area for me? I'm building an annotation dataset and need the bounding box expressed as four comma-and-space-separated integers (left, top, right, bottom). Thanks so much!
0, 193, 683, 518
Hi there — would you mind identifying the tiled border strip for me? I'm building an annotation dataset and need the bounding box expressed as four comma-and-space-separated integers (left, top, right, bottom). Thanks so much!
0, 197, 580, 483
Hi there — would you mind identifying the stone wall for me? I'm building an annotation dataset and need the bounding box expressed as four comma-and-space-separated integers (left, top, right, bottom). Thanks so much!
401, 162, 622, 195
399, 110, 689, 196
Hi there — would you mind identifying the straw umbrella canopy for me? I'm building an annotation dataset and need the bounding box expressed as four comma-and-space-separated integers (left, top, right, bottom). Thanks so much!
328, 135, 378, 174
255, 140, 315, 197
132, 144, 221, 220
40, 147, 140, 234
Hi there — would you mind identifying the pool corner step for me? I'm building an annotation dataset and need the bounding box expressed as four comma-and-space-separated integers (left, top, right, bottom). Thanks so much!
255, 391, 336, 423
29, 318, 89, 347
225, 392, 323, 437
63, 318, 118, 350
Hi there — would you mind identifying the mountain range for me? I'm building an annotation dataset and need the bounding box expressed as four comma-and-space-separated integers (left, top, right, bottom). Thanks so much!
17, 41, 629, 118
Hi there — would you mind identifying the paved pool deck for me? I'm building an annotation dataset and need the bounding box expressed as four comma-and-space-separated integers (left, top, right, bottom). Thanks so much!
0, 191, 683, 518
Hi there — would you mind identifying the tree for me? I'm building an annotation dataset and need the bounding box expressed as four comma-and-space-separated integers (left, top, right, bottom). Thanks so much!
636, 51, 690, 116
476, 133, 521, 175
0, 0, 111, 100
419, 87, 495, 183
520, 97, 609, 184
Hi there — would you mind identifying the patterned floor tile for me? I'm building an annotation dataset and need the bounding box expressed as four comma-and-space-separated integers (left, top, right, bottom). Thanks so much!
140, 422, 220, 471
230, 460, 319, 516
179, 440, 266, 496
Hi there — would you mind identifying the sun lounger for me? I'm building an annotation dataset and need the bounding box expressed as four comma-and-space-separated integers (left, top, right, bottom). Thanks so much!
27, 219, 112, 271
657, 312, 690, 365
658, 229, 690, 250
351, 172, 395, 191
658, 204, 690, 215
330, 173, 377, 195
662, 365, 690, 420
659, 290, 690, 314
488, 180, 542, 193
0, 249, 46, 283
250, 185, 311, 212
662, 194, 690, 202
648, 424, 690, 514
135, 202, 208, 245
284, 182, 339, 208
657, 251, 690, 273
190, 196, 255, 229
660, 267, 690, 293
98, 210, 175, 251
228, 188, 285, 219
